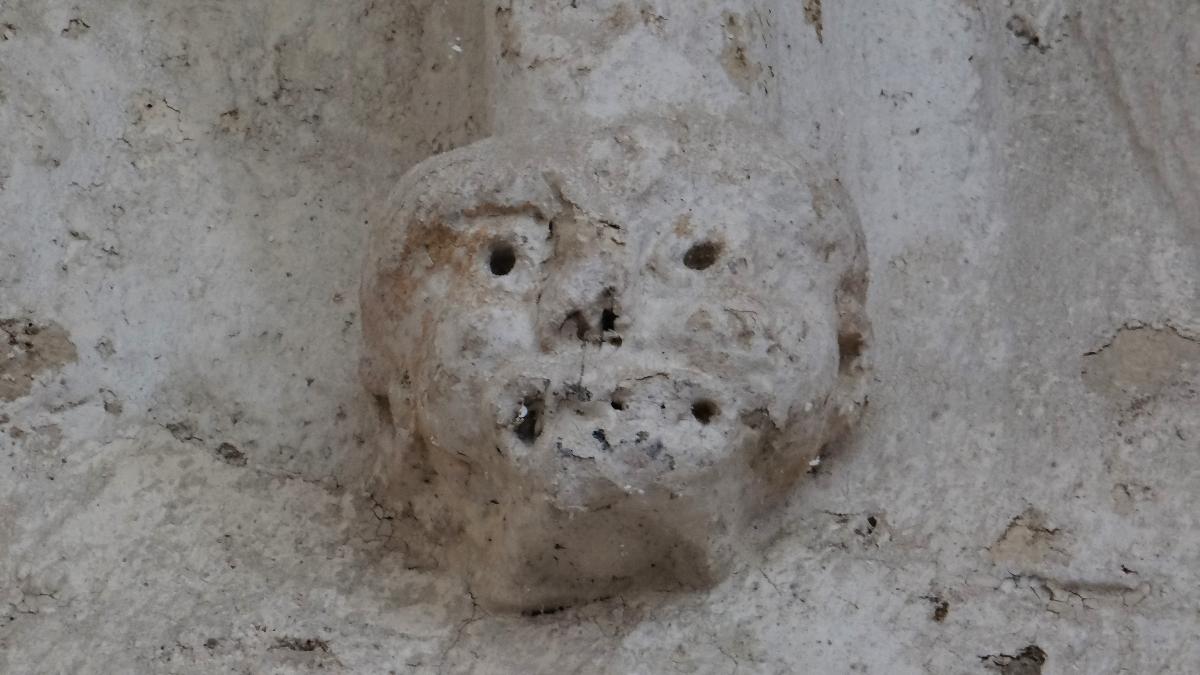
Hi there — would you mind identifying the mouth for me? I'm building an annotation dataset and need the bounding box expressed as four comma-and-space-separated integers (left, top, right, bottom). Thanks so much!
490, 361, 777, 489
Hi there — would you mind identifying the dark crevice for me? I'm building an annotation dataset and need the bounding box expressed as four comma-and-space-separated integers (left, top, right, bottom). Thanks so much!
514, 395, 544, 444
488, 241, 517, 276
600, 286, 623, 346
522, 605, 567, 617
1006, 15, 1049, 53
981, 645, 1047, 674
692, 399, 719, 424
601, 307, 617, 332
837, 330, 864, 373
272, 637, 331, 653
373, 393, 393, 428
562, 310, 591, 341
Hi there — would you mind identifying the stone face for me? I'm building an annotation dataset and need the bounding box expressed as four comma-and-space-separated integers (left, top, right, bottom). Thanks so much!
362, 116, 870, 609
5, 0, 1200, 671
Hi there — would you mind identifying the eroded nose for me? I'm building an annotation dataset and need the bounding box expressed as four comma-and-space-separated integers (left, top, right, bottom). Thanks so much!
539, 284, 626, 349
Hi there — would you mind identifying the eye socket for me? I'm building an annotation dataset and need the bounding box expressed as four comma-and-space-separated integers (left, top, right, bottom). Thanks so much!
488, 241, 517, 276
683, 240, 722, 271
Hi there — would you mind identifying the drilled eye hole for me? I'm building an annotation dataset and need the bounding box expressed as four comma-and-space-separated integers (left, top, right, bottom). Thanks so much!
691, 399, 719, 424
683, 240, 722, 270
489, 242, 517, 276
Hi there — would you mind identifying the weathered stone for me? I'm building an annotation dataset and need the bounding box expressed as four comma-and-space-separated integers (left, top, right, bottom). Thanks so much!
362, 116, 869, 610
0, 318, 77, 402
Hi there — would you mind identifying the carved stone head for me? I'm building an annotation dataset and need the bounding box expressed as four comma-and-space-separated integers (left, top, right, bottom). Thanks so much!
362, 116, 869, 610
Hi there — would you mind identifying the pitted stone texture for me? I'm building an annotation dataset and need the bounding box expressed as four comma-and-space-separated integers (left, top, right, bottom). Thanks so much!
361, 116, 869, 610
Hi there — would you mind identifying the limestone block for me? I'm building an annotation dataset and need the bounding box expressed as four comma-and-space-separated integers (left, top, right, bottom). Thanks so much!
361, 115, 870, 610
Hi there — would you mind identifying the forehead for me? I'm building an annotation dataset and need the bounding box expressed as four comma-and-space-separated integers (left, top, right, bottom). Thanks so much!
386, 124, 844, 250
367, 119, 863, 307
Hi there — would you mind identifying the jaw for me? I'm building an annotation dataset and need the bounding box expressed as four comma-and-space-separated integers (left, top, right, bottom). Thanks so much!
418, 433, 756, 612
393, 318, 838, 608
406, 373, 808, 612
461, 496, 736, 613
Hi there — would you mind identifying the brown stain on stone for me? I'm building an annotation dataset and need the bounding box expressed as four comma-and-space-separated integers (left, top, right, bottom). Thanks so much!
719, 13, 763, 94
1, 318, 78, 401
803, 0, 823, 44
384, 219, 478, 300
1111, 482, 1154, 516
1082, 325, 1200, 397
988, 508, 1068, 567
20, 423, 63, 455
375, 210, 524, 346
604, 3, 636, 34
494, 5, 521, 61
673, 214, 693, 237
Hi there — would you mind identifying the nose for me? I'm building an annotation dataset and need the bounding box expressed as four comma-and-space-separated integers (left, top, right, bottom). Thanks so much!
535, 252, 627, 350
539, 283, 624, 348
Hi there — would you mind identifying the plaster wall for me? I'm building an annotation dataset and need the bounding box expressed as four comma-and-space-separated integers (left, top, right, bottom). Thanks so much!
2, 1, 1198, 672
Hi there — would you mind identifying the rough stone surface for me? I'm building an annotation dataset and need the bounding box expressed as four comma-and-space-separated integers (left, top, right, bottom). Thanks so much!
1, 318, 78, 402
2, 0, 1199, 673
361, 117, 869, 610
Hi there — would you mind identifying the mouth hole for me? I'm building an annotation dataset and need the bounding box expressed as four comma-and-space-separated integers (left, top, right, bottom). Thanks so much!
691, 399, 719, 424
683, 240, 723, 270
514, 395, 544, 444
601, 307, 617, 332
488, 241, 517, 276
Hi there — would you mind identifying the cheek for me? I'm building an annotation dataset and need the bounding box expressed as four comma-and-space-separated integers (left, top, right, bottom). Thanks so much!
431, 302, 538, 364
678, 291, 840, 417
769, 295, 841, 410
413, 302, 537, 449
